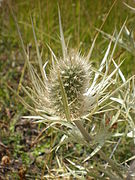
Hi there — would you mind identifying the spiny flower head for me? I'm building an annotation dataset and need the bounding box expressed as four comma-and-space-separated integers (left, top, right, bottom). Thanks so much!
19, 11, 127, 124
48, 50, 91, 119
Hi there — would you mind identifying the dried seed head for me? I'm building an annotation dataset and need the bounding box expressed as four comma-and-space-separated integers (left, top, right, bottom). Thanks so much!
48, 50, 91, 119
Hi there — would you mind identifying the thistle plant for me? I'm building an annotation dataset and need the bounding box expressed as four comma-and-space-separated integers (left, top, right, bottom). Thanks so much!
111, 76, 135, 135
12, 7, 135, 179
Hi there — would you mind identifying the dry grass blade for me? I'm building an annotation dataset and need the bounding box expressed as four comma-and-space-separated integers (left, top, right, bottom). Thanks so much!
58, 5, 67, 61
31, 16, 47, 84
57, 71, 71, 122
86, 0, 117, 61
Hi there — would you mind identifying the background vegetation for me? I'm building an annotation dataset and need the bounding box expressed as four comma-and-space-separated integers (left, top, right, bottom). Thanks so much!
0, 0, 135, 179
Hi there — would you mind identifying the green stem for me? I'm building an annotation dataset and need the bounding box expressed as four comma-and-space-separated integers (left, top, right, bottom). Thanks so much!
74, 120, 92, 142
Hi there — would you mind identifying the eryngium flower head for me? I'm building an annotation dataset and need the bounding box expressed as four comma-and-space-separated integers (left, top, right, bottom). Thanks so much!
20, 11, 127, 123
48, 50, 91, 119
